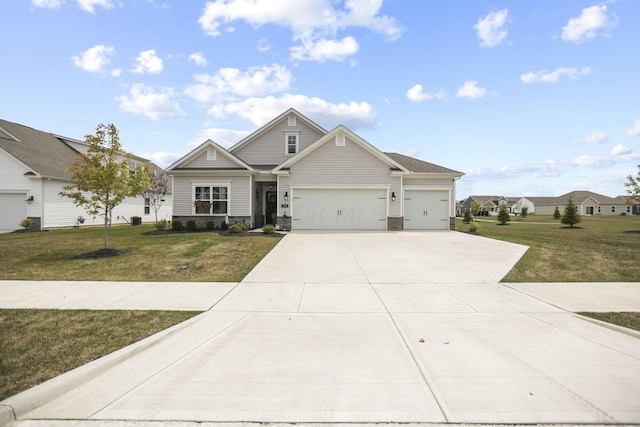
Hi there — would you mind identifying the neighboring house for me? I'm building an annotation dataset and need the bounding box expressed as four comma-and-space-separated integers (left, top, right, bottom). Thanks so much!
529, 191, 629, 216
615, 196, 638, 215
0, 118, 172, 231
458, 195, 519, 215
166, 108, 464, 231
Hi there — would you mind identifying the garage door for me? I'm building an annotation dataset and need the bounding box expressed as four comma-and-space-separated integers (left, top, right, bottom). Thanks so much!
404, 190, 450, 230
292, 189, 387, 230
0, 193, 27, 230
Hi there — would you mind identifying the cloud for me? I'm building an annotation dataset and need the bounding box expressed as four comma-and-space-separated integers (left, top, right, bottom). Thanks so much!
132, 49, 163, 74
289, 36, 359, 62
188, 128, 252, 148
611, 144, 632, 156
76, 0, 113, 14
32, 0, 64, 8
456, 81, 489, 99
627, 119, 640, 137
520, 66, 592, 84
561, 4, 616, 43
572, 130, 608, 145
209, 94, 376, 130
71, 45, 115, 73
188, 52, 207, 67
406, 84, 446, 103
117, 83, 186, 120
198, 0, 402, 62
141, 151, 183, 168
474, 8, 508, 47
184, 64, 293, 103
257, 38, 272, 52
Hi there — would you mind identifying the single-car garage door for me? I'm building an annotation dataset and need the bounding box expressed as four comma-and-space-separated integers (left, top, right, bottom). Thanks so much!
404, 190, 450, 230
0, 193, 27, 230
292, 188, 387, 230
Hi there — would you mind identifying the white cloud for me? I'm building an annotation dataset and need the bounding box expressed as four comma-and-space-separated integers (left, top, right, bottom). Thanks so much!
209, 94, 376, 130
612, 144, 632, 156
32, 0, 64, 8
406, 84, 446, 103
572, 130, 608, 145
184, 64, 293, 103
561, 4, 615, 43
188, 52, 207, 67
71, 45, 115, 73
132, 49, 163, 74
117, 83, 186, 121
76, 0, 113, 14
257, 38, 272, 52
520, 66, 591, 84
141, 152, 183, 168
198, 0, 402, 62
474, 9, 508, 48
188, 128, 252, 148
456, 80, 489, 99
627, 119, 640, 137
289, 36, 359, 62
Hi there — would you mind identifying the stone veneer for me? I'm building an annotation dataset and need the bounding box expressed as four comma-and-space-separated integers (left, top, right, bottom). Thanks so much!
276, 215, 292, 231
387, 217, 403, 231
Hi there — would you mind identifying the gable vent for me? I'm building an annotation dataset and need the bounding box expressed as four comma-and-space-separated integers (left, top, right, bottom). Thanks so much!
336, 133, 345, 147
288, 115, 296, 127
207, 148, 217, 160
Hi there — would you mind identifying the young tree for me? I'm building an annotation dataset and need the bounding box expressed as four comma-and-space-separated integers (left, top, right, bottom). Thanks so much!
497, 204, 510, 225
470, 201, 482, 216
141, 169, 169, 224
625, 164, 640, 207
561, 197, 581, 228
553, 206, 561, 219
520, 206, 529, 218
463, 209, 472, 223
60, 123, 150, 249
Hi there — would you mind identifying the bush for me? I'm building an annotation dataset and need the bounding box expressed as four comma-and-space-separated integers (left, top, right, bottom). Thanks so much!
155, 219, 168, 231
520, 206, 528, 218
497, 205, 510, 225
227, 224, 244, 233
20, 218, 34, 230
469, 222, 478, 233
262, 225, 276, 234
171, 220, 183, 231
206, 220, 215, 230
186, 220, 197, 232
220, 221, 228, 231
235, 222, 246, 231
463, 210, 472, 224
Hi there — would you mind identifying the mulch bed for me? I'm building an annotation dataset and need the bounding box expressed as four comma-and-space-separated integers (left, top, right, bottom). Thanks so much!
72, 248, 131, 259
144, 230, 284, 238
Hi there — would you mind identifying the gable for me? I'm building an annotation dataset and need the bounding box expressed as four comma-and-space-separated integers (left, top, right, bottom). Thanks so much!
167, 140, 253, 172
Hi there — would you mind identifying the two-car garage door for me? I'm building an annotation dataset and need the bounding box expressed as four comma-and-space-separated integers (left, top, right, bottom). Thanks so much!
292, 189, 387, 230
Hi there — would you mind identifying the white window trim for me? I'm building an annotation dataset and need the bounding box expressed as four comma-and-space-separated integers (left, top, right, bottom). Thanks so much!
192, 183, 231, 216
285, 132, 299, 156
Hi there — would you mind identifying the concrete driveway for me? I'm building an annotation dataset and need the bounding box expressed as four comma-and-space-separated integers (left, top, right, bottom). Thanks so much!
2, 231, 640, 425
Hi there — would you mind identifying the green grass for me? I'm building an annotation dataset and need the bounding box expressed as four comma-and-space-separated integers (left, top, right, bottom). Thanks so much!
457, 215, 640, 282
0, 225, 282, 282
579, 312, 640, 332
0, 309, 200, 401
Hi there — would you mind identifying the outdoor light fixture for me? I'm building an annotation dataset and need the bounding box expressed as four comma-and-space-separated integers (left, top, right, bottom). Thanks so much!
391, 192, 396, 202
26, 195, 34, 202
284, 191, 288, 201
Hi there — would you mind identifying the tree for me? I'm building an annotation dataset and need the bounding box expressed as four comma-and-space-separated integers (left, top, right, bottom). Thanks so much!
497, 204, 510, 225
470, 201, 482, 216
463, 209, 472, 223
60, 123, 150, 249
561, 197, 581, 228
141, 169, 169, 224
625, 164, 640, 207
520, 206, 529, 218
553, 206, 561, 219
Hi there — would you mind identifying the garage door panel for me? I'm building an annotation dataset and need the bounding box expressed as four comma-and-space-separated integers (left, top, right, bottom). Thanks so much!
404, 190, 449, 230
0, 193, 27, 230
292, 189, 387, 230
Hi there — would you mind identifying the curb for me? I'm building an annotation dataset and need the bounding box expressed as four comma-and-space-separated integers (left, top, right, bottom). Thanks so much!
0, 405, 14, 427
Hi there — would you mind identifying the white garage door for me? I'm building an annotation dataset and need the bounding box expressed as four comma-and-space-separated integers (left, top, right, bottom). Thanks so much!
292, 189, 387, 230
404, 190, 450, 230
0, 193, 27, 230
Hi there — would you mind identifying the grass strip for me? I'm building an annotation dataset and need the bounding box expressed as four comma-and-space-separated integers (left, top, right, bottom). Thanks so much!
579, 312, 640, 332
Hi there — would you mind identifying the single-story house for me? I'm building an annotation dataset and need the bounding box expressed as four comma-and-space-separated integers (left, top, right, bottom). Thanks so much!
528, 191, 631, 216
458, 195, 521, 215
167, 108, 464, 231
0, 118, 172, 231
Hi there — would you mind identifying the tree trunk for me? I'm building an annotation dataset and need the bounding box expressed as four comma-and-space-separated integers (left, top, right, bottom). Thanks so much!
103, 207, 109, 248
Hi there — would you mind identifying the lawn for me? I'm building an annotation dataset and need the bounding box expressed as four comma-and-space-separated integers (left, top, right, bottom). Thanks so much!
456, 214, 640, 282
0, 224, 282, 282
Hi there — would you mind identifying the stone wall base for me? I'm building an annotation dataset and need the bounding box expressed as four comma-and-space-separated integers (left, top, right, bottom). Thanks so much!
276, 215, 292, 231
387, 217, 403, 231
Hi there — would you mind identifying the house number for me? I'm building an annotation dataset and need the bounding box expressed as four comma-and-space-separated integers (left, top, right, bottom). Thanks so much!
281, 204, 289, 208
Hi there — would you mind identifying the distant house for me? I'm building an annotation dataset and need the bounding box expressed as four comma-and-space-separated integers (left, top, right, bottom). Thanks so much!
0, 118, 172, 231
529, 191, 630, 216
458, 195, 520, 215
167, 108, 464, 230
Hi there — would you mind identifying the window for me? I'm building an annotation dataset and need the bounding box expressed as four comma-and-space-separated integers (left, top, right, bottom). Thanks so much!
285, 132, 298, 155
627, 205, 632, 214
597, 205, 601, 214
586, 206, 594, 215
611, 206, 616, 213
194, 185, 229, 215
144, 198, 150, 215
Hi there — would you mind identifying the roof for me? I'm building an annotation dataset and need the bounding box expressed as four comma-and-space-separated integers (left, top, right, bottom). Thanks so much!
0, 118, 80, 179
384, 152, 463, 175
166, 139, 254, 171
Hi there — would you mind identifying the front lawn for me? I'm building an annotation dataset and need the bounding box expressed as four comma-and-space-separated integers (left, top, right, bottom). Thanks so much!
456, 215, 640, 282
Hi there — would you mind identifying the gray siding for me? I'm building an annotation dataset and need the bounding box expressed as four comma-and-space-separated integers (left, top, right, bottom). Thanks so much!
183, 148, 241, 169
232, 117, 324, 166
172, 174, 250, 216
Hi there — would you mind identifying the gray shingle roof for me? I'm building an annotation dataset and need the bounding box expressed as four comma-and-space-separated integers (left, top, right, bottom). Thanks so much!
384, 152, 463, 174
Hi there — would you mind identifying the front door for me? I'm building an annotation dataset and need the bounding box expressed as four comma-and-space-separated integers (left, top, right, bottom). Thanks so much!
265, 191, 277, 225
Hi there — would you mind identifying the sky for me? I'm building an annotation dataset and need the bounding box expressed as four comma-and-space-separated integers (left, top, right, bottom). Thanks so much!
2, 0, 639, 199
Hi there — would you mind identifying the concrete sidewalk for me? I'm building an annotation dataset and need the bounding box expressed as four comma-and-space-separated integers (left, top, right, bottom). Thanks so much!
1, 231, 639, 426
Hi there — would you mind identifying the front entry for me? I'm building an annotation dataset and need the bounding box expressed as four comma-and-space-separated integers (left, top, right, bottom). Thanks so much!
265, 191, 277, 225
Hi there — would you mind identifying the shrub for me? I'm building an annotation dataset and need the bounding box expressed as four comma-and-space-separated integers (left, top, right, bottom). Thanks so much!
155, 219, 168, 231
171, 220, 183, 231
20, 218, 34, 230
227, 224, 244, 233
497, 205, 510, 225
469, 222, 478, 233
206, 220, 215, 230
520, 206, 528, 218
262, 225, 276, 234
235, 222, 247, 231
463, 210, 472, 224
186, 220, 197, 232
553, 206, 561, 219
220, 221, 228, 231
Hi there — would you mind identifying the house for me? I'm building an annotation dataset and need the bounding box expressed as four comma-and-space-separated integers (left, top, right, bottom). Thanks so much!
166, 109, 463, 231
529, 191, 630, 216
458, 195, 520, 215
0, 118, 172, 231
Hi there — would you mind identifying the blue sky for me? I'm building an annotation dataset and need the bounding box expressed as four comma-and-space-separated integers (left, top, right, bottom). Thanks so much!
3, 0, 639, 199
